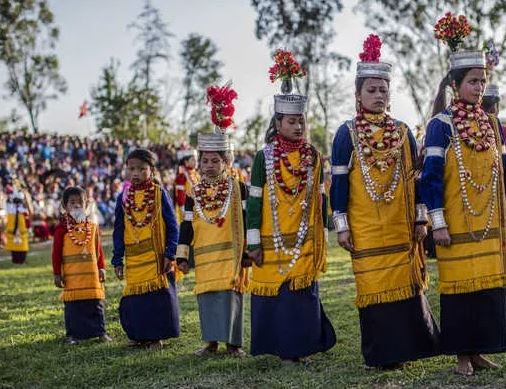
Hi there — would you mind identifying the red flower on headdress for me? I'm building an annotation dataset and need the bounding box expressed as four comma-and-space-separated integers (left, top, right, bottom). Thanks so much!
359, 34, 382, 62
268, 49, 306, 82
207, 83, 238, 130
434, 12, 472, 52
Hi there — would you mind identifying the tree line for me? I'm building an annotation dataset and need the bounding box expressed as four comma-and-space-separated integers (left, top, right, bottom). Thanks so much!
1, 0, 505, 153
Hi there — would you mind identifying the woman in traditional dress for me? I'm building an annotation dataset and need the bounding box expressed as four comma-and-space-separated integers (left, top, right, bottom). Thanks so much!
421, 13, 506, 375
247, 50, 336, 361
330, 34, 440, 369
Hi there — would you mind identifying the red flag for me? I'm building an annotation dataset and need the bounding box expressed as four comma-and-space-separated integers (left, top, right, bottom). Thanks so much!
78, 100, 89, 119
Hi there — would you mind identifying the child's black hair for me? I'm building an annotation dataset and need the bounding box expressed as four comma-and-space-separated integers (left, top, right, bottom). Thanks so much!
62, 186, 87, 207
126, 148, 158, 168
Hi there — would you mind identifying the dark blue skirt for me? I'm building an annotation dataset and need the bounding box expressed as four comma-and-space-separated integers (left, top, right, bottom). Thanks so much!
358, 294, 440, 366
251, 282, 336, 359
119, 273, 180, 341
64, 299, 106, 340
440, 287, 506, 355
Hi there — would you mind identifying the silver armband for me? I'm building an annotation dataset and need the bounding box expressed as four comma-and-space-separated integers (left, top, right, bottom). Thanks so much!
428, 208, 448, 230
415, 204, 428, 223
332, 211, 350, 233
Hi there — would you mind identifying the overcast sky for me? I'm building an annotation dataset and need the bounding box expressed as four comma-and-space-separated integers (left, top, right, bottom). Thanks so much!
0, 0, 420, 136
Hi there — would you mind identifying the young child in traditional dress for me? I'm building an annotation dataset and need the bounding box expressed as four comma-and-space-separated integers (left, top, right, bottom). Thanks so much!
177, 84, 249, 357
52, 186, 111, 345
5, 188, 32, 264
112, 148, 179, 350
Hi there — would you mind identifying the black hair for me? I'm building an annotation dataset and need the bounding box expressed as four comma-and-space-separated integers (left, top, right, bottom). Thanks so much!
431, 68, 480, 116
62, 186, 87, 207
264, 112, 285, 144
355, 77, 390, 96
178, 155, 194, 167
481, 95, 500, 114
126, 148, 158, 168
198, 150, 230, 164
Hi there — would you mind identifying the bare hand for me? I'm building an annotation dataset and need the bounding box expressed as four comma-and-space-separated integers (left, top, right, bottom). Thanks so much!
114, 266, 124, 280
337, 230, 354, 252
415, 225, 427, 242
98, 268, 106, 282
177, 261, 190, 274
54, 275, 64, 288
248, 248, 263, 267
433, 228, 451, 246
163, 257, 175, 273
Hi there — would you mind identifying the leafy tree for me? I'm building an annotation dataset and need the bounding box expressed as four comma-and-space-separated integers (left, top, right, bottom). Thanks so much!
180, 33, 223, 134
90, 59, 124, 134
311, 52, 352, 154
356, 0, 506, 122
129, 0, 173, 91
251, 0, 350, 149
0, 0, 67, 133
242, 103, 268, 152
251, 0, 344, 100
90, 59, 168, 141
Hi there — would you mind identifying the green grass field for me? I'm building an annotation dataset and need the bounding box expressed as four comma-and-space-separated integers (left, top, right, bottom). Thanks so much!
1, 240, 505, 389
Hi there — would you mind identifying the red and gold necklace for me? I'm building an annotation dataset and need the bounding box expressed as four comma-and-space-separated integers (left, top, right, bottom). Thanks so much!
193, 175, 230, 211
124, 179, 156, 228
66, 215, 92, 247
451, 100, 495, 151
355, 110, 403, 172
272, 134, 315, 195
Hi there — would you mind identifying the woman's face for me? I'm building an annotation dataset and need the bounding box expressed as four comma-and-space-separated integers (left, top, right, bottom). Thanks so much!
200, 152, 226, 178
457, 68, 487, 105
358, 78, 389, 113
276, 114, 306, 142
126, 158, 152, 184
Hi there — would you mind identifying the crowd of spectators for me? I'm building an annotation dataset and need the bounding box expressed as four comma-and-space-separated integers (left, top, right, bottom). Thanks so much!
0, 131, 255, 241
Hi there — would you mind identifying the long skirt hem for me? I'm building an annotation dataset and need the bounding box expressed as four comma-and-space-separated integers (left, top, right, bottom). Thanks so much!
250, 282, 336, 359
119, 274, 180, 341
359, 294, 440, 367
440, 288, 506, 355
64, 299, 106, 340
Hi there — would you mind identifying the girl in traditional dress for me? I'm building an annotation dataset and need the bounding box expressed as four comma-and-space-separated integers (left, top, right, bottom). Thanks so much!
330, 34, 440, 369
247, 50, 336, 361
177, 84, 249, 357
5, 188, 32, 264
52, 186, 111, 344
421, 13, 506, 375
112, 148, 180, 350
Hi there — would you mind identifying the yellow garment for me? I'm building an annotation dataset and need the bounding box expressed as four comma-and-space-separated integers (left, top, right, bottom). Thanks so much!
348, 123, 427, 308
123, 185, 169, 296
192, 179, 248, 294
60, 223, 105, 302
436, 117, 506, 294
5, 211, 29, 252
250, 150, 326, 296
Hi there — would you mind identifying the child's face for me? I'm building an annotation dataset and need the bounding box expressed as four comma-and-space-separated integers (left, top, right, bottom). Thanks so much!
65, 195, 85, 212
200, 152, 225, 178
184, 156, 196, 169
126, 158, 152, 184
